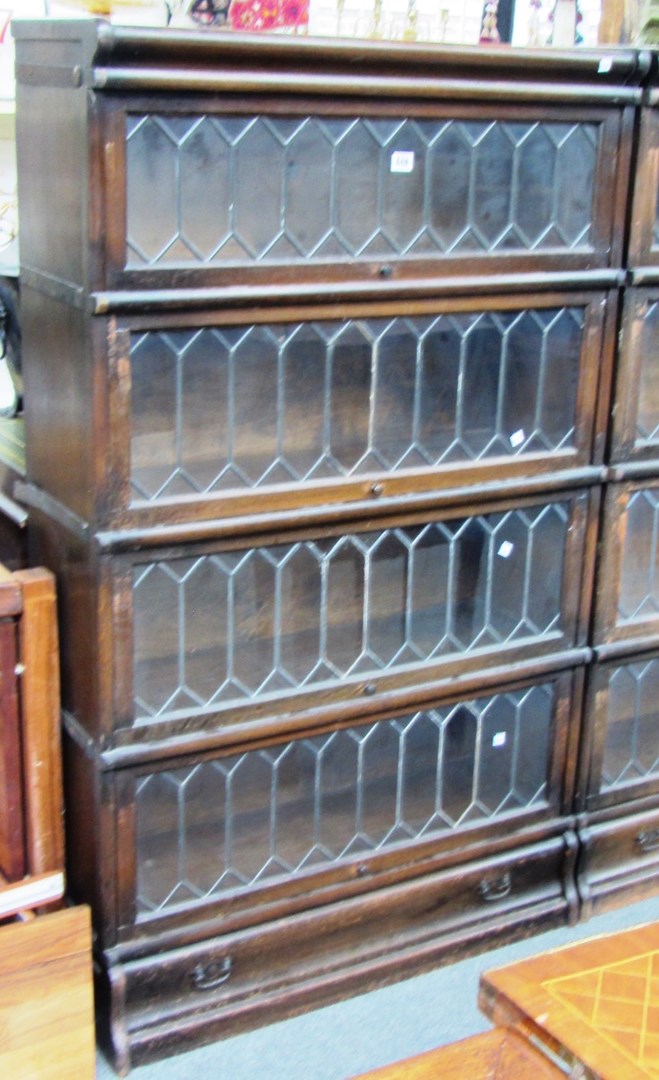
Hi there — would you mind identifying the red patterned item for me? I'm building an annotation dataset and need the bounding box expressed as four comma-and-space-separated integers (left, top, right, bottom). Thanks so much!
229, 0, 309, 30
0, 10, 12, 45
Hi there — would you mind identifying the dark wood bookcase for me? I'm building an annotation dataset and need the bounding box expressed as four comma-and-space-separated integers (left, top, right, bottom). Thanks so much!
11, 20, 659, 1073
576, 73, 659, 918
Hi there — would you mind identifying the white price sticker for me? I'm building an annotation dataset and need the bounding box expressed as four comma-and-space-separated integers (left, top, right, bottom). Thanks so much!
390, 151, 415, 174
492, 732, 507, 748
510, 429, 525, 448
498, 541, 514, 559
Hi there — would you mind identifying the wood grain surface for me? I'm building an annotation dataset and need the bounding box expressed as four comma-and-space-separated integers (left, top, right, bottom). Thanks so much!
351, 1026, 563, 1078
480, 921, 659, 1079
0, 905, 95, 1080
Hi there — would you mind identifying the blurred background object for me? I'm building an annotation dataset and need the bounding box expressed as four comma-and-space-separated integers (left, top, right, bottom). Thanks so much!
5, 0, 606, 44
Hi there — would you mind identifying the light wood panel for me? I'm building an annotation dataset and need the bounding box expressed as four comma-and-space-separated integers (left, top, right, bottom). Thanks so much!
0, 905, 95, 1080
13, 568, 64, 877
352, 1027, 563, 1078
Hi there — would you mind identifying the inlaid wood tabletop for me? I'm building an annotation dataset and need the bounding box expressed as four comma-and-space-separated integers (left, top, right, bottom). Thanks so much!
479, 922, 659, 1079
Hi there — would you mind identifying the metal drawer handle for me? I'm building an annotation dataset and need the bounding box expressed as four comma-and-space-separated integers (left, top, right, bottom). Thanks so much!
478, 872, 512, 903
636, 829, 659, 854
191, 957, 233, 991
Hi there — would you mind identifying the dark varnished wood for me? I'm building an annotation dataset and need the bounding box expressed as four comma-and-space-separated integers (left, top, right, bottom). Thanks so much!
99, 834, 575, 1074
577, 802, 659, 918
17, 287, 614, 533
13, 22, 639, 297
579, 649, 659, 815
25, 487, 596, 748
593, 479, 659, 651
57, 664, 581, 950
11, 21, 659, 1074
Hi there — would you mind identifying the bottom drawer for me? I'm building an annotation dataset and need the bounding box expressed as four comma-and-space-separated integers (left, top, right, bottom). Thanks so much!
100, 833, 576, 1074
577, 803, 659, 917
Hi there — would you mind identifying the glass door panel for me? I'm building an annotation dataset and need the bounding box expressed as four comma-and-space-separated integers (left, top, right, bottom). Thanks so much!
618, 488, 659, 627
132, 502, 570, 722
130, 307, 585, 504
599, 657, 659, 795
125, 114, 599, 270
135, 681, 555, 917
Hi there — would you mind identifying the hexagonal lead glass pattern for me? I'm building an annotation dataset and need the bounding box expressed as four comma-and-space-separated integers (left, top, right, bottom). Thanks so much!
135, 682, 554, 913
130, 307, 584, 502
636, 301, 659, 444
601, 658, 659, 791
132, 503, 569, 721
125, 114, 598, 267
619, 488, 659, 624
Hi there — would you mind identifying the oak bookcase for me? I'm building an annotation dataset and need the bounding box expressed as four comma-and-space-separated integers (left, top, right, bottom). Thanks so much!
11, 20, 659, 1072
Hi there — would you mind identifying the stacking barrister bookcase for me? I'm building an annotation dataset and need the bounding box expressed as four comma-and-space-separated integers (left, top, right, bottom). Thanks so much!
578, 78, 659, 916
12, 20, 645, 1072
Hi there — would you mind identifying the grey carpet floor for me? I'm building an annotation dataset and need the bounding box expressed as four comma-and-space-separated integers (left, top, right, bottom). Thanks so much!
96, 894, 658, 1079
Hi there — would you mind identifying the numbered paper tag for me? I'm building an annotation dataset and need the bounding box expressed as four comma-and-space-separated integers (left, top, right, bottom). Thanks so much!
390, 151, 415, 174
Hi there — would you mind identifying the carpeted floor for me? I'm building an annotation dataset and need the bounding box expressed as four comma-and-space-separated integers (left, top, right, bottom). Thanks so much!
95, 894, 658, 1079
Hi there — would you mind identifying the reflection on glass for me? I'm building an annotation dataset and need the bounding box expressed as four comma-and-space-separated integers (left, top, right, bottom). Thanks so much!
135, 683, 554, 914
637, 301, 659, 444
132, 503, 568, 720
130, 308, 583, 501
126, 115, 598, 268
619, 488, 659, 624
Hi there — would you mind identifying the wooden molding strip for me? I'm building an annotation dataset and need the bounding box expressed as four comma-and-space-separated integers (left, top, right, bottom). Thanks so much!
0, 870, 65, 919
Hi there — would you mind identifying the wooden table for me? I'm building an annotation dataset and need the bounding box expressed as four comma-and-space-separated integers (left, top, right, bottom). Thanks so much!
0, 905, 95, 1079
352, 1026, 564, 1078
479, 922, 659, 1079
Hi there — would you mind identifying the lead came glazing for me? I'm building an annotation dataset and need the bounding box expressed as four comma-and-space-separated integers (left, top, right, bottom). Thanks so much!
618, 488, 659, 624
135, 683, 554, 914
602, 659, 659, 791
132, 503, 568, 720
125, 115, 598, 267
130, 308, 583, 501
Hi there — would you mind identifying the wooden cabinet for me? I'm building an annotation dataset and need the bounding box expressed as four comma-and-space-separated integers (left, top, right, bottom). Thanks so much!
627, 96, 659, 275
44, 291, 609, 529
11, 19, 655, 1074
610, 290, 659, 464
0, 564, 63, 897
576, 82, 659, 918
